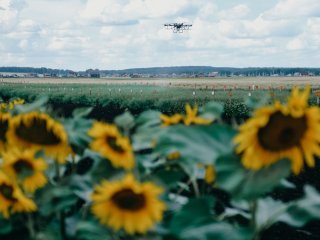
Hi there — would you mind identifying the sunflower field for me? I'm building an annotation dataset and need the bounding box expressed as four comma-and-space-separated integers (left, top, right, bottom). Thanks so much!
1, 87, 320, 240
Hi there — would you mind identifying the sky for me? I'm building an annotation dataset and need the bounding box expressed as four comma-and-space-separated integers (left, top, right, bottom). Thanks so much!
1, 0, 320, 70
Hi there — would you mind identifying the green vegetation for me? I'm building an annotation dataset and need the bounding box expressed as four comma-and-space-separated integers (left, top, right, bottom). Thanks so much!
0, 83, 305, 122
1, 88, 320, 240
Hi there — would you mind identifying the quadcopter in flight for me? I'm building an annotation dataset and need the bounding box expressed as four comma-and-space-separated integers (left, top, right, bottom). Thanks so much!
164, 23, 192, 33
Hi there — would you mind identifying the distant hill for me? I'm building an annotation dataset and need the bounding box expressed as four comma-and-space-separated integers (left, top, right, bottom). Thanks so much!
1, 66, 320, 76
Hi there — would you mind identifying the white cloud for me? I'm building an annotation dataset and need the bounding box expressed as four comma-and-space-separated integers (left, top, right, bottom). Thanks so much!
286, 17, 320, 50
264, 0, 320, 19
81, 0, 190, 25
1, 0, 320, 69
218, 4, 250, 20
0, 0, 26, 32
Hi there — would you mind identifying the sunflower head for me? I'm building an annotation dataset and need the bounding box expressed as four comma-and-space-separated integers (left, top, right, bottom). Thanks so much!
0, 103, 8, 111
88, 122, 134, 170
184, 104, 213, 126
0, 171, 36, 218
2, 149, 48, 192
91, 174, 166, 235
234, 87, 320, 174
6, 112, 71, 164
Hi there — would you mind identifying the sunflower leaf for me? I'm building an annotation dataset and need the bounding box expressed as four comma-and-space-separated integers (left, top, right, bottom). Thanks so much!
0, 216, 12, 234
36, 185, 78, 216
64, 118, 93, 155
216, 153, 291, 200
278, 185, 320, 227
75, 220, 111, 240
72, 107, 93, 118
133, 126, 165, 151
155, 124, 236, 176
135, 110, 162, 130
114, 111, 135, 133
169, 197, 251, 240
149, 168, 187, 189
199, 101, 224, 120
169, 197, 215, 234
12, 96, 48, 114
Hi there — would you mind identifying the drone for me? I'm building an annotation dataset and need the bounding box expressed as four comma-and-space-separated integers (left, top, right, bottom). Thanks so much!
164, 23, 192, 33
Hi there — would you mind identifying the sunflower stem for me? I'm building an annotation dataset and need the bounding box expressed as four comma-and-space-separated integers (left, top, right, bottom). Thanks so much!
54, 162, 66, 239
250, 200, 259, 240
26, 213, 36, 239
191, 178, 200, 197
60, 211, 67, 240
250, 200, 257, 228
71, 155, 76, 174
55, 161, 61, 182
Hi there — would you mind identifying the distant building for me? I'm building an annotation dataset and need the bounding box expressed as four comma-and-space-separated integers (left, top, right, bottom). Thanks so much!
208, 72, 219, 77
86, 69, 100, 78
67, 71, 77, 78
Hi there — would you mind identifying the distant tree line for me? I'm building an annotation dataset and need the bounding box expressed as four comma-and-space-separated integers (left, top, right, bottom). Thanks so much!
1, 66, 320, 76
0, 67, 70, 75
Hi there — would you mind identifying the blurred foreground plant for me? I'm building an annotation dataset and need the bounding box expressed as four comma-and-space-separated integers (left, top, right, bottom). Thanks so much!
0, 88, 320, 240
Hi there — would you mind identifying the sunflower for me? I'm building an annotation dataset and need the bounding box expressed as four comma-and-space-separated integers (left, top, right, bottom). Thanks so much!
160, 113, 184, 127
0, 103, 8, 111
2, 149, 48, 192
234, 87, 320, 174
184, 104, 213, 126
0, 171, 36, 218
166, 151, 181, 161
88, 122, 134, 170
91, 174, 166, 235
0, 113, 10, 152
204, 165, 216, 185
6, 112, 71, 164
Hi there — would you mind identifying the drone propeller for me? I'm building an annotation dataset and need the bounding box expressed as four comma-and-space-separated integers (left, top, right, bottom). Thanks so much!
164, 22, 192, 33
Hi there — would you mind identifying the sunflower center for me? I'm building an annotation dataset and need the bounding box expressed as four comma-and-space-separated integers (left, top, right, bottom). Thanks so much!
111, 188, 146, 211
106, 136, 125, 153
0, 184, 16, 202
0, 119, 9, 142
13, 159, 34, 179
15, 117, 61, 145
258, 111, 307, 151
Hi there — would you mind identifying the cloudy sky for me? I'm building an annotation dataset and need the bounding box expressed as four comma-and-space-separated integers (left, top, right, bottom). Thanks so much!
1, 0, 320, 70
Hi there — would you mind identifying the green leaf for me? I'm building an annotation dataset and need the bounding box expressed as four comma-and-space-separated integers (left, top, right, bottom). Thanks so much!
64, 118, 93, 155
169, 198, 251, 240
114, 111, 135, 131
179, 222, 251, 240
245, 94, 270, 110
86, 149, 124, 184
72, 107, 93, 118
12, 96, 48, 114
155, 125, 235, 175
255, 197, 288, 231
278, 185, 320, 227
135, 110, 161, 130
170, 197, 215, 234
150, 168, 186, 189
0, 217, 12, 234
200, 101, 224, 120
75, 220, 111, 240
37, 185, 78, 216
216, 153, 291, 200
133, 126, 165, 151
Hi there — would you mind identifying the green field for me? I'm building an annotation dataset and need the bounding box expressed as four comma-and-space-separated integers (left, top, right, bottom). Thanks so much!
1, 77, 319, 121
